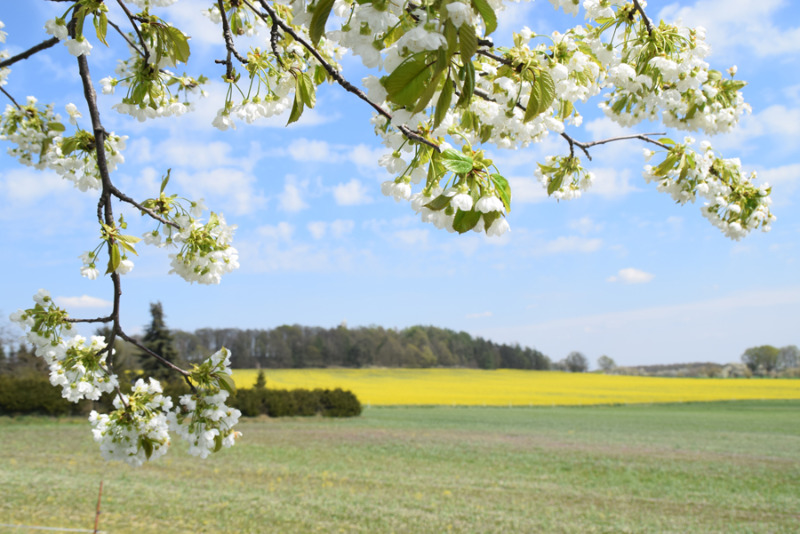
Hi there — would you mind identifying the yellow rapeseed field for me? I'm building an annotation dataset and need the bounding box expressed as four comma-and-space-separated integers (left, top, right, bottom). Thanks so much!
231, 368, 800, 406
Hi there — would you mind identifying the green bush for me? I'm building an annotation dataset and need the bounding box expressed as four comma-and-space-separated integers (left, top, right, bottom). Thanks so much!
230, 386, 362, 418
0, 375, 85, 416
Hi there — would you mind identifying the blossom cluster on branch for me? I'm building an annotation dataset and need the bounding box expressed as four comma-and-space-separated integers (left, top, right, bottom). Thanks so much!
0, 0, 776, 465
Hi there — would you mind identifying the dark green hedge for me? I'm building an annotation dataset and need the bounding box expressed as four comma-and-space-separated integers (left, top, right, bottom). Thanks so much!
232, 387, 362, 418
0, 375, 361, 419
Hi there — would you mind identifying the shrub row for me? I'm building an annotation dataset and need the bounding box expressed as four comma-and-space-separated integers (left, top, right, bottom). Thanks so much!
0, 374, 362, 419
232, 387, 362, 418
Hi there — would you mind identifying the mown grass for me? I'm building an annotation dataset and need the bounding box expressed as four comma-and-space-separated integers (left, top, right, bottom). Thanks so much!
1, 401, 799, 533
231, 368, 800, 406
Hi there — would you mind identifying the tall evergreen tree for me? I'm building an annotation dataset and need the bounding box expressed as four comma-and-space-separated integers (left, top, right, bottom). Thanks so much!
139, 302, 180, 382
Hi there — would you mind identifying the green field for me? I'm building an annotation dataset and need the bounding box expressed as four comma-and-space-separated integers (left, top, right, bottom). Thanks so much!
1, 401, 799, 533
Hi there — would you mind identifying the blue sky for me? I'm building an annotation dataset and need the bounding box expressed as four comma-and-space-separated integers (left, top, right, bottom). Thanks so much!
1, 1, 798, 367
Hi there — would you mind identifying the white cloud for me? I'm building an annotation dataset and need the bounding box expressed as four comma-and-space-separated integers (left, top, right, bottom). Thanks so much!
54, 295, 113, 309
288, 138, 334, 162
308, 221, 327, 239
588, 167, 639, 198
542, 236, 603, 255
508, 177, 548, 203
257, 222, 294, 241
333, 179, 372, 206
279, 176, 309, 212
607, 268, 655, 284
173, 167, 265, 215
569, 217, 604, 235
659, 0, 800, 59
330, 219, 355, 238
394, 228, 429, 246
1, 168, 71, 203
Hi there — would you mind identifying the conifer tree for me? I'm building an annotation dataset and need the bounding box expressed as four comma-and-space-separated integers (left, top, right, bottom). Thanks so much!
139, 302, 180, 382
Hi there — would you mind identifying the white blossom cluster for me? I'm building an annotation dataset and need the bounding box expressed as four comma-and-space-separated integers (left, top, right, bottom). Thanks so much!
642, 138, 775, 240
169, 349, 242, 459
10, 291, 118, 403
535, 155, 595, 200
0, 20, 9, 87
102, 61, 205, 122
44, 18, 93, 57
164, 213, 239, 285
89, 378, 173, 467
0, 99, 127, 191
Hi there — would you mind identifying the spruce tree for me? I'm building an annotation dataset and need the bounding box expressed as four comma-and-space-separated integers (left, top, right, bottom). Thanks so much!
139, 302, 181, 382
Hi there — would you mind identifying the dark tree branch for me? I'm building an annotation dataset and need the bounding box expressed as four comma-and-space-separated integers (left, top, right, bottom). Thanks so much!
217, 0, 250, 79
115, 0, 150, 62
0, 37, 59, 69
107, 18, 144, 58
117, 330, 190, 376
247, 0, 439, 151
109, 185, 180, 228
632, 0, 655, 34
0, 86, 21, 109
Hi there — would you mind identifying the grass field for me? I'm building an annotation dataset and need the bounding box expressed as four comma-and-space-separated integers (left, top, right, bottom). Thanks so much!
1, 401, 799, 533
232, 368, 800, 406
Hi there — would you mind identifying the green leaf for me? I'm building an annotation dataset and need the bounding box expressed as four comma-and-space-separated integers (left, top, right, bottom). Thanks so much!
106, 245, 121, 275
440, 148, 474, 174
490, 173, 511, 212
456, 61, 475, 108
160, 170, 171, 193
424, 194, 452, 211
217, 373, 236, 395
48, 121, 66, 132
459, 22, 478, 61
140, 437, 154, 460
93, 12, 108, 46
214, 433, 224, 453
412, 69, 444, 113
382, 53, 434, 107
166, 26, 191, 64
471, 0, 498, 35
433, 78, 454, 128
453, 209, 481, 233
287, 84, 304, 125
298, 72, 316, 108
547, 174, 564, 196
310, 0, 336, 46
524, 70, 556, 123
658, 137, 676, 145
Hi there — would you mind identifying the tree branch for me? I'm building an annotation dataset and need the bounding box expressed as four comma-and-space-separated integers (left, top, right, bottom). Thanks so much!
560, 131, 668, 161
109, 185, 180, 228
217, 0, 250, 77
115, 0, 150, 62
0, 37, 59, 69
0, 86, 21, 109
247, 0, 439, 151
107, 18, 144, 58
632, 0, 655, 34
116, 329, 190, 376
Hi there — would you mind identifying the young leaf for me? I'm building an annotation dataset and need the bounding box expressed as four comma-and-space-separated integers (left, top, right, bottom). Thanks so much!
440, 149, 474, 174
310, 0, 336, 46
455, 61, 475, 108
106, 245, 121, 275
166, 27, 191, 64
471, 0, 498, 35
298, 72, 316, 108
490, 173, 512, 212
217, 373, 236, 395
547, 174, 564, 196
433, 78, 454, 128
424, 194, 452, 211
459, 22, 478, 61
453, 209, 481, 233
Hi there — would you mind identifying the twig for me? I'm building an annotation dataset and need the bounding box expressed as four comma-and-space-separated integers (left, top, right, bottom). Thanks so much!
93, 480, 103, 534
116, 330, 191, 377
560, 131, 668, 161
247, 0, 439, 151
109, 185, 180, 228
66, 316, 114, 324
107, 18, 144, 58
0, 37, 59, 69
217, 0, 250, 79
0, 86, 21, 109
115, 0, 150, 62
632, 0, 654, 34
